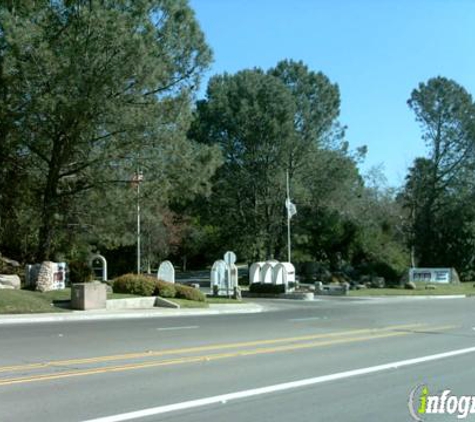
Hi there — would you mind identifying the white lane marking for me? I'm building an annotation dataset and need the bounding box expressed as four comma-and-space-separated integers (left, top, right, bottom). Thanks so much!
156, 326, 199, 331
289, 317, 324, 322
82, 346, 475, 422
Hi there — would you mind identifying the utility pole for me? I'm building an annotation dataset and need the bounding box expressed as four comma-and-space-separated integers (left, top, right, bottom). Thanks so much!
286, 171, 291, 263
285, 170, 297, 263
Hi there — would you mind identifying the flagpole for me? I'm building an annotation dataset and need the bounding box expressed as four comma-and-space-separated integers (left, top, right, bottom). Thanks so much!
286, 170, 291, 263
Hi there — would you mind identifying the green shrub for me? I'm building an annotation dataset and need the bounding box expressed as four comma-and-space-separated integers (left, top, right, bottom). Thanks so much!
249, 283, 286, 295
357, 261, 402, 287
113, 273, 155, 296
174, 284, 206, 302
68, 261, 94, 284
238, 275, 249, 286
155, 280, 176, 298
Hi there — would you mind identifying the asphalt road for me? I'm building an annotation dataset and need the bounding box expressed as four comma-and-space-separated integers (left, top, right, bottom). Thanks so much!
0, 296, 474, 422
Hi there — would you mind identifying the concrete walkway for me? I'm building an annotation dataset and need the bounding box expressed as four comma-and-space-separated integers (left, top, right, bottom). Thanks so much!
0, 303, 264, 325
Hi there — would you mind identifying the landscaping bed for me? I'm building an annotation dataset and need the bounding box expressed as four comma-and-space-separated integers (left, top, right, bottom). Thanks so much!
349, 282, 475, 296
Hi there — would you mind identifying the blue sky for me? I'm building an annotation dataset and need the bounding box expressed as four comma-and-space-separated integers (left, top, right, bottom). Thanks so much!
189, 0, 475, 187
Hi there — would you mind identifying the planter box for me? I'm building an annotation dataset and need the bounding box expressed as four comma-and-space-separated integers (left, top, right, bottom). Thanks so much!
71, 282, 107, 310
106, 297, 156, 310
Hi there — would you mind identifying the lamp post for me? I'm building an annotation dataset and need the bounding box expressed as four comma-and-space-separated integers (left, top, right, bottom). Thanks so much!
133, 170, 144, 274
286, 171, 291, 263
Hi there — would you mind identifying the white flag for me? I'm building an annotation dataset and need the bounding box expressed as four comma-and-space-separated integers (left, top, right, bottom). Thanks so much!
286, 198, 297, 219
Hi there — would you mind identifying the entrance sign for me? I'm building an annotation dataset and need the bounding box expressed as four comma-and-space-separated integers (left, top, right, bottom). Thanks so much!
157, 260, 175, 284
211, 252, 238, 296
408, 268, 459, 284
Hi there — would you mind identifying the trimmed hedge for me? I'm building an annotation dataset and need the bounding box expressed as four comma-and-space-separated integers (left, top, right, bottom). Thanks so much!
155, 280, 176, 298
112, 274, 205, 302
68, 260, 94, 284
113, 274, 155, 296
175, 284, 206, 302
249, 283, 286, 295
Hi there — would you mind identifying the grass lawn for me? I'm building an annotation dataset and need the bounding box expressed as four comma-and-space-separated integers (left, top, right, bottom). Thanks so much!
0, 288, 139, 314
0, 289, 70, 314
168, 298, 209, 308
164, 297, 244, 308
349, 282, 475, 297
206, 297, 243, 304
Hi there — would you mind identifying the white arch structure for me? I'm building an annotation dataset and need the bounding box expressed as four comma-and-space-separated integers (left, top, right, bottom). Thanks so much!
89, 254, 108, 281
249, 261, 296, 290
249, 262, 265, 284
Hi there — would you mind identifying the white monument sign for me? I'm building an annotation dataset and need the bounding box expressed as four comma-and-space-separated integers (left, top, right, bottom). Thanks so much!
157, 260, 175, 284
273, 264, 287, 286
224, 251, 238, 296
211, 260, 227, 294
409, 267, 457, 284
249, 260, 296, 293
211, 252, 239, 296
261, 260, 278, 284
249, 262, 265, 284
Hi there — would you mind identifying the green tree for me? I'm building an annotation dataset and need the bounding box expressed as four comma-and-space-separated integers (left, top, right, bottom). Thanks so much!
404, 77, 475, 274
191, 69, 296, 259
190, 62, 355, 262
403, 158, 475, 275
0, 0, 219, 261
269, 59, 341, 148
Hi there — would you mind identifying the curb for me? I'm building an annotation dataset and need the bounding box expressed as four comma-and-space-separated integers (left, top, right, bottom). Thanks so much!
0, 304, 264, 326
344, 295, 469, 301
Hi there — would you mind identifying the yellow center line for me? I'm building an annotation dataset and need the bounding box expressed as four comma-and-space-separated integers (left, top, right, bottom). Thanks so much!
0, 323, 426, 374
0, 325, 455, 387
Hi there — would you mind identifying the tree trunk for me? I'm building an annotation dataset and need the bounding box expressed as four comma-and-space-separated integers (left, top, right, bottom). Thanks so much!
36, 149, 62, 261
37, 185, 57, 261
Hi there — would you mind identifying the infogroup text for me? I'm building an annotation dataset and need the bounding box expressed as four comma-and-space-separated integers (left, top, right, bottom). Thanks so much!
409, 385, 475, 420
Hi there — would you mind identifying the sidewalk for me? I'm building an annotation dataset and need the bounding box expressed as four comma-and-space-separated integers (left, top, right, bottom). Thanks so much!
0, 303, 264, 325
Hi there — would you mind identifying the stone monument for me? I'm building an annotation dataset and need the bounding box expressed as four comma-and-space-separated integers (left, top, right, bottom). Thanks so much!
211, 259, 227, 295
157, 260, 175, 284
36, 261, 66, 292
0, 274, 20, 290
211, 252, 239, 296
